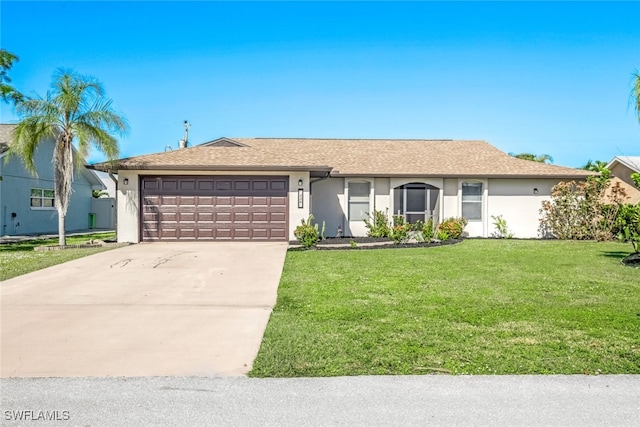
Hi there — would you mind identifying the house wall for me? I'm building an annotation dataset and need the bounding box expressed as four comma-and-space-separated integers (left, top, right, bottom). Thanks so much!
487, 178, 556, 238
91, 197, 116, 229
311, 177, 344, 237
610, 162, 637, 188
0, 140, 94, 236
115, 169, 310, 243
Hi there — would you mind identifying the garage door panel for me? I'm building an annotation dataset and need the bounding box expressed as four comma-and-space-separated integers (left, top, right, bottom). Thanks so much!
141, 175, 289, 241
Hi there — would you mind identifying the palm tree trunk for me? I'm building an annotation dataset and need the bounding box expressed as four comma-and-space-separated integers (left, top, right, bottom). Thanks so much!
58, 212, 66, 246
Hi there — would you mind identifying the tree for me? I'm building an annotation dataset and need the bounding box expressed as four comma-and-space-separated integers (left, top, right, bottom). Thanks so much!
0, 48, 23, 104
509, 152, 554, 164
581, 159, 609, 173
632, 69, 640, 124
9, 69, 128, 245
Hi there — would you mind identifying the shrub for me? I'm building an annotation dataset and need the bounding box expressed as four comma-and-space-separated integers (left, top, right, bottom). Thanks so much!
421, 218, 435, 241
491, 215, 514, 239
539, 175, 627, 241
364, 209, 391, 238
389, 215, 412, 244
436, 229, 449, 241
294, 215, 320, 248
614, 204, 640, 253
437, 217, 468, 239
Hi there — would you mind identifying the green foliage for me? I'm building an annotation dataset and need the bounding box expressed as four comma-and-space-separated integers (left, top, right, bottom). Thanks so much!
632, 69, 640, 124
92, 189, 108, 198
539, 176, 627, 241
582, 159, 609, 173
437, 217, 468, 239
294, 214, 320, 248
491, 215, 514, 239
0, 48, 22, 104
363, 209, 391, 238
436, 229, 449, 241
420, 217, 435, 241
614, 204, 640, 253
631, 172, 640, 190
349, 240, 358, 248
509, 152, 554, 163
389, 215, 412, 244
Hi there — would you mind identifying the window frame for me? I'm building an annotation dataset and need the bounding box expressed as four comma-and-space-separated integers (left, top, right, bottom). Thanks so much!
30, 188, 56, 210
347, 180, 372, 221
461, 181, 483, 221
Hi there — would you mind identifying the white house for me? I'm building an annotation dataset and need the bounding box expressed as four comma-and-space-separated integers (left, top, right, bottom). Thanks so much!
91, 137, 592, 242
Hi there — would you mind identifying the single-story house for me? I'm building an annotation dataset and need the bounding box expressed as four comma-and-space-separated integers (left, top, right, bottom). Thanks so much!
91, 137, 593, 243
606, 156, 640, 204
0, 124, 106, 236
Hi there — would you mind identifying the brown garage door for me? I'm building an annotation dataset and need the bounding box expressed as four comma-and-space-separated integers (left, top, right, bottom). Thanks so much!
140, 176, 289, 241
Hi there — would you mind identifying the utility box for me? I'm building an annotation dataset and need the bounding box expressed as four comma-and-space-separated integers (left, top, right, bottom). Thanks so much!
88, 213, 96, 229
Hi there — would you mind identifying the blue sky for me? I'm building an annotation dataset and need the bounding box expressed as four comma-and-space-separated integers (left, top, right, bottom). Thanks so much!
1, 1, 639, 167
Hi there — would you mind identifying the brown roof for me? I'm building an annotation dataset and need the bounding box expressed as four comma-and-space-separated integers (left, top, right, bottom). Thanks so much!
94, 137, 593, 178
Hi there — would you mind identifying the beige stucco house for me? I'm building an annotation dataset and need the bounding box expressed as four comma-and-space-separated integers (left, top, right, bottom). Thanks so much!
92, 137, 592, 242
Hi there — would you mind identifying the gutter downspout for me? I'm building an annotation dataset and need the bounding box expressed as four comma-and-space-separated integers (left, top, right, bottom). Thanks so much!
108, 171, 118, 242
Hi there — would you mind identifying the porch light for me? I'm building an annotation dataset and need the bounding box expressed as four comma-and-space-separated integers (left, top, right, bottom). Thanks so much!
123, 178, 129, 185
298, 179, 303, 187
533, 188, 538, 194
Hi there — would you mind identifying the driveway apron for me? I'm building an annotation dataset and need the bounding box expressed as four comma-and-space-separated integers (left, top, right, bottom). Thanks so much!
0, 242, 288, 378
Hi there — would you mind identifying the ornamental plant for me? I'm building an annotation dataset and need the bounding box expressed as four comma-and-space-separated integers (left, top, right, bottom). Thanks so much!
294, 214, 320, 248
491, 215, 514, 239
437, 217, 468, 239
389, 215, 412, 244
364, 209, 391, 238
421, 218, 435, 241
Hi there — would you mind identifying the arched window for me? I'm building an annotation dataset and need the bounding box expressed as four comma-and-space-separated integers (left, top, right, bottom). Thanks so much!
393, 183, 438, 224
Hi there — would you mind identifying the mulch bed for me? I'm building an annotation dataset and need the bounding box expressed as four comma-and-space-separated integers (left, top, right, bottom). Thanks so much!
288, 237, 463, 251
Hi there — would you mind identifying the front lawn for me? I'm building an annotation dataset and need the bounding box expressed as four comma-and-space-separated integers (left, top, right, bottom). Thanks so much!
0, 232, 117, 281
250, 239, 640, 377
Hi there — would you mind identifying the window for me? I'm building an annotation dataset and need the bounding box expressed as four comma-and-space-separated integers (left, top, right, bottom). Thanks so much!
462, 182, 482, 221
348, 182, 370, 221
30, 188, 55, 209
393, 183, 438, 224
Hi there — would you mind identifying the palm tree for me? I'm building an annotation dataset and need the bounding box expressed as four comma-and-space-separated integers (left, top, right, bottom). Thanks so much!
632, 69, 640, 124
582, 159, 609, 172
0, 48, 22, 104
509, 152, 554, 164
9, 69, 128, 245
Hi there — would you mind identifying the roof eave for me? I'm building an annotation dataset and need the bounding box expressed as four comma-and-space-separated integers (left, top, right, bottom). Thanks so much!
90, 164, 333, 173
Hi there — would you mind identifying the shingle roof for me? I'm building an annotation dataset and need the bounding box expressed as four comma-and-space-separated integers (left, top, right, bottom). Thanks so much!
94, 137, 593, 178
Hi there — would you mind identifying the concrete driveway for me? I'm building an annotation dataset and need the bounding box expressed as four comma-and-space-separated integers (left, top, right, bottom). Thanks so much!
0, 242, 288, 378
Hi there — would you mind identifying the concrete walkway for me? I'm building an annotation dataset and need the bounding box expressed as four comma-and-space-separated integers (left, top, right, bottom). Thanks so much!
0, 242, 287, 378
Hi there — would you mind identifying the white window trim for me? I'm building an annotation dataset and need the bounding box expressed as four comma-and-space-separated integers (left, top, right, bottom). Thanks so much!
30, 188, 56, 211
458, 179, 488, 223
345, 179, 375, 222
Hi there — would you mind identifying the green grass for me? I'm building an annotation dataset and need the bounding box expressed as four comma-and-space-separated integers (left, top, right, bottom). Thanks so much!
250, 239, 640, 377
0, 232, 117, 281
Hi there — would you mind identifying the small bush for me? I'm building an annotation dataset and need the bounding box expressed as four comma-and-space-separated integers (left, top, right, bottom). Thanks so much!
389, 215, 412, 244
614, 204, 640, 253
364, 209, 391, 238
294, 215, 320, 248
437, 217, 468, 239
491, 215, 514, 239
436, 229, 450, 241
421, 218, 435, 241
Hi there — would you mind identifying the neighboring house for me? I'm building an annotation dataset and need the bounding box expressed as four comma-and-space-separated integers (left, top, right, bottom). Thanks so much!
92, 137, 593, 243
0, 124, 106, 236
606, 156, 640, 204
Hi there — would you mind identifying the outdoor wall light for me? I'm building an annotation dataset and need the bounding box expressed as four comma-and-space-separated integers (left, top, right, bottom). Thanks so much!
533, 188, 539, 194
123, 178, 129, 185
298, 179, 303, 187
